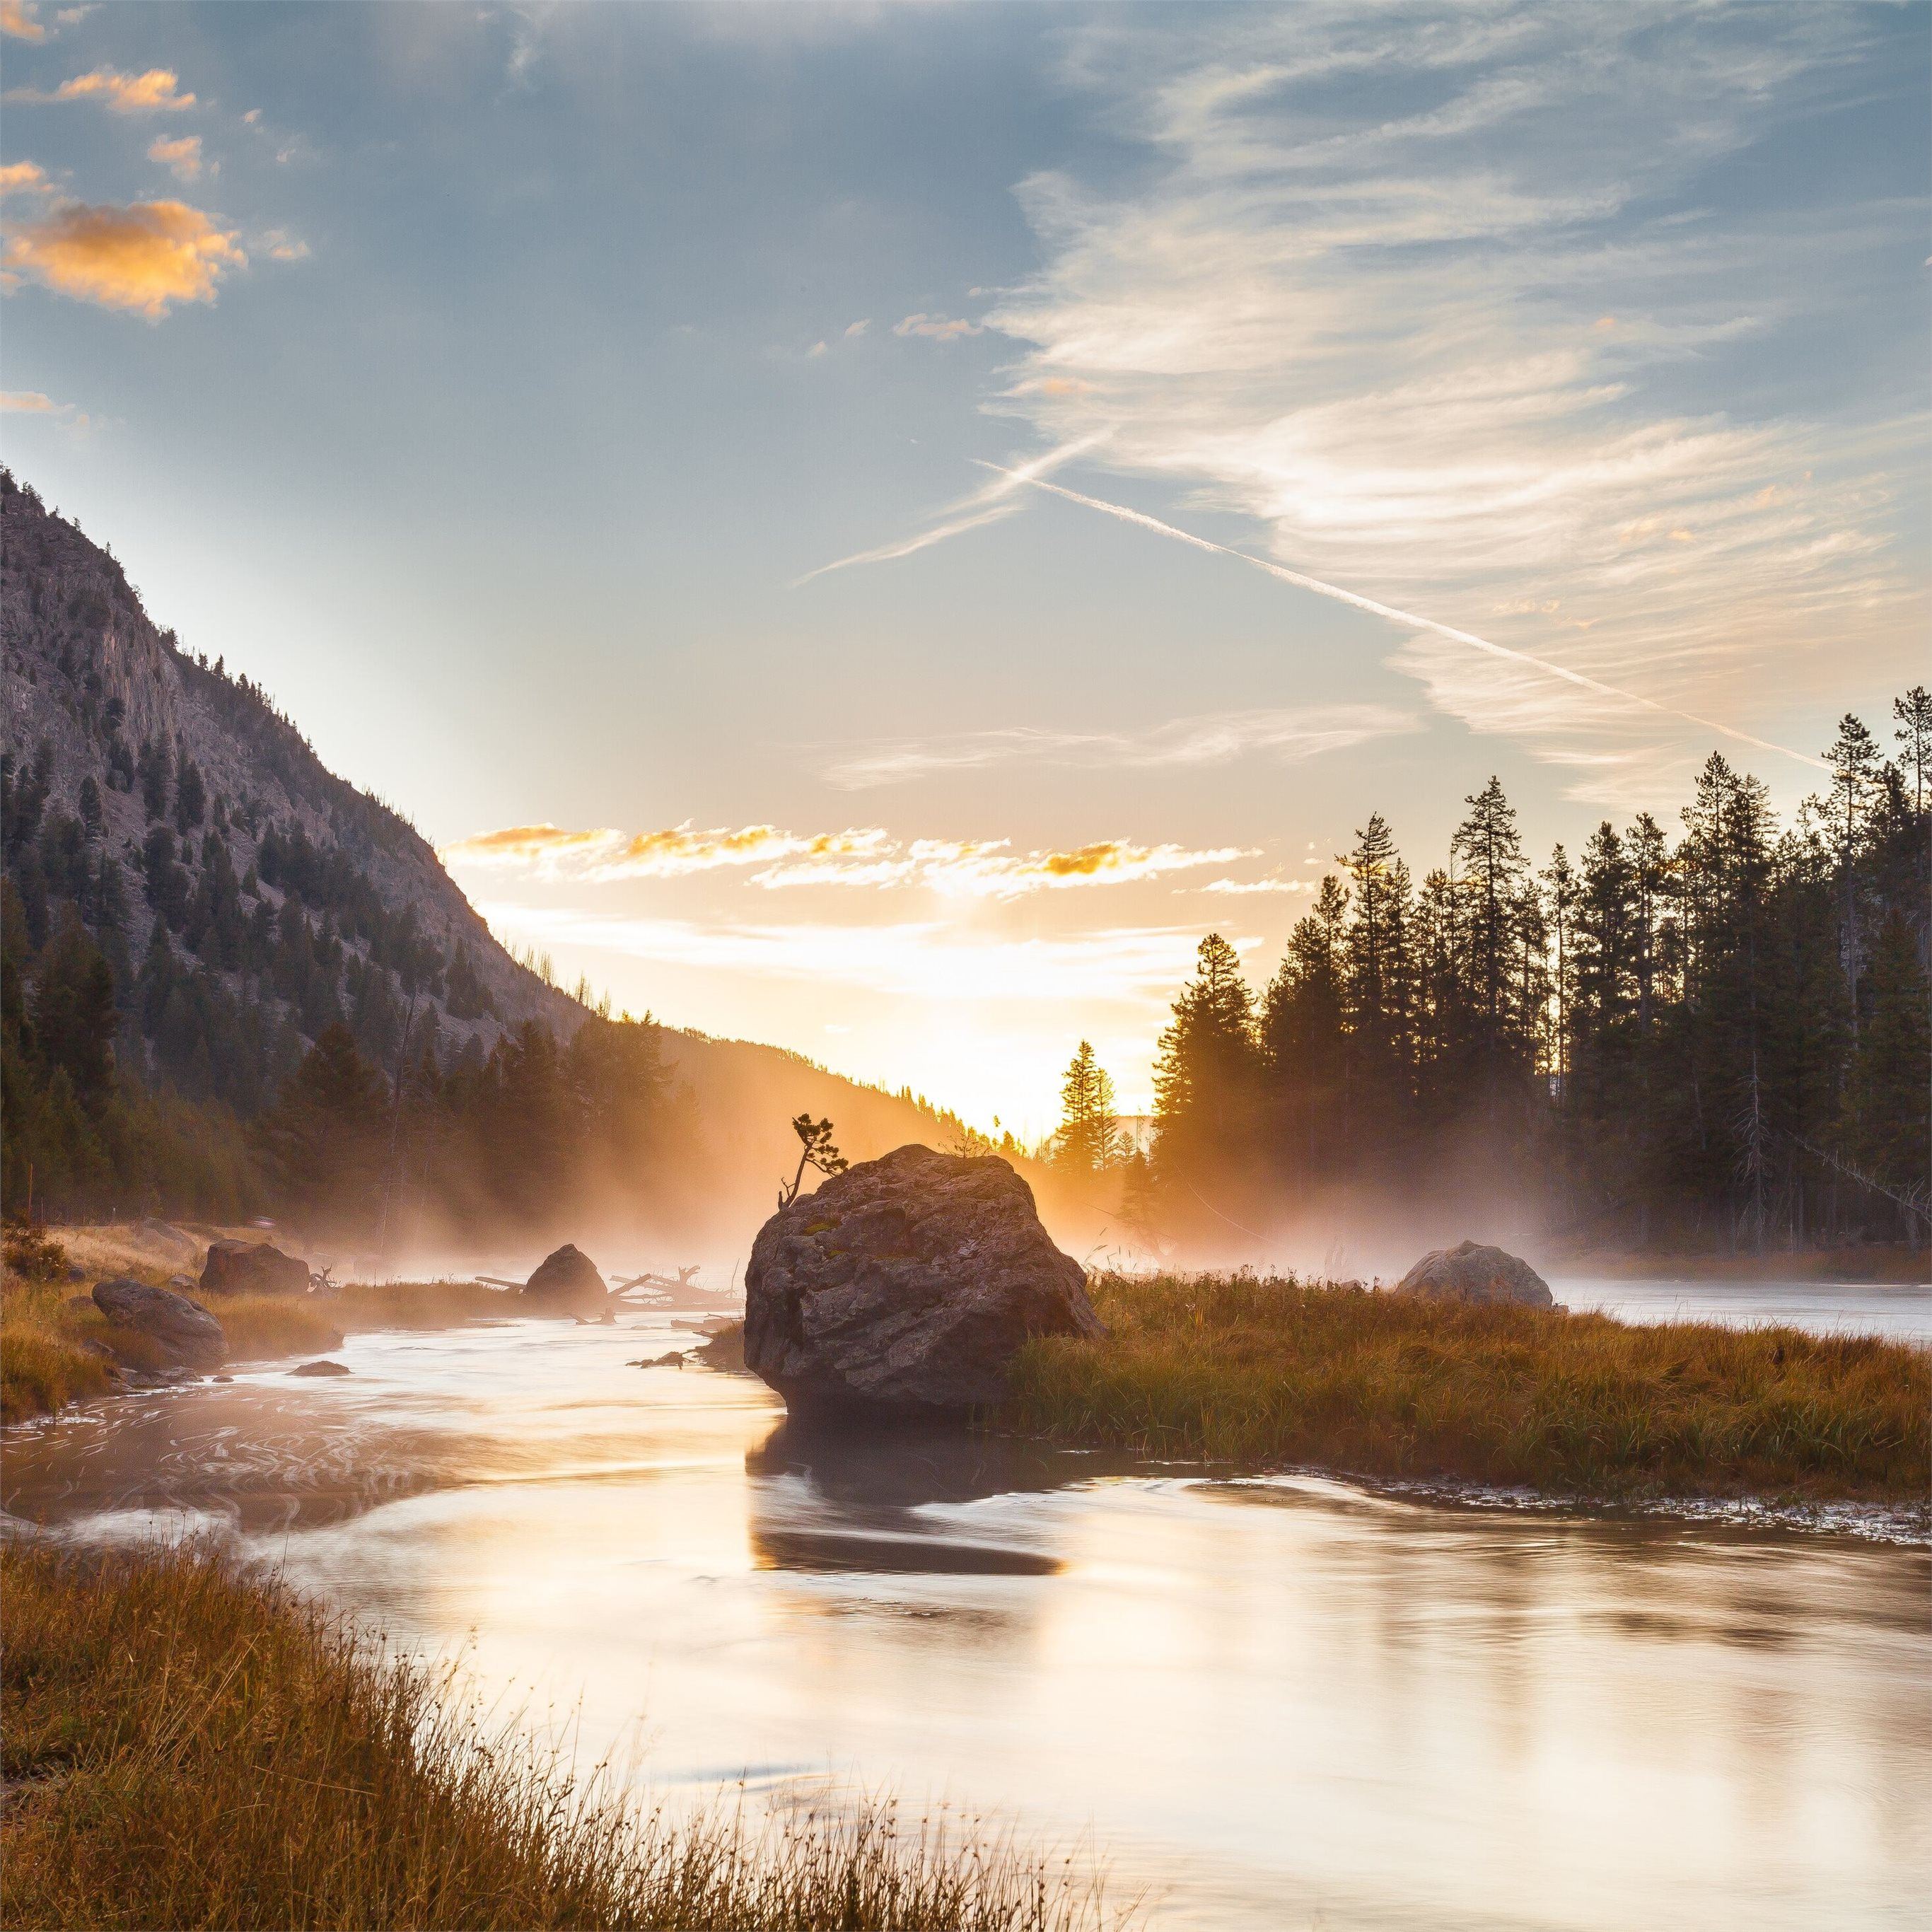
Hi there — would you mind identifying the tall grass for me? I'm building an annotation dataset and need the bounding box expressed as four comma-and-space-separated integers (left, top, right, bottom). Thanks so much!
1, 1540, 1125, 1932
1003, 1273, 1931, 1503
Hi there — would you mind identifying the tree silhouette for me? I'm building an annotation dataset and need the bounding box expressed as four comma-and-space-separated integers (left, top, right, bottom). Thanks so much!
778, 1112, 848, 1208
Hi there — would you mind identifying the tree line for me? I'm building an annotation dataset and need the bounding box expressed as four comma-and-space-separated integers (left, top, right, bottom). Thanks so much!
1052, 697, 1930, 1253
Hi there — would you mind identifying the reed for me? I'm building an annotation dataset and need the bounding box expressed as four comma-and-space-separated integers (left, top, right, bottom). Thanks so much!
1002, 1272, 1931, 1503
1, 1539, 1124, 1932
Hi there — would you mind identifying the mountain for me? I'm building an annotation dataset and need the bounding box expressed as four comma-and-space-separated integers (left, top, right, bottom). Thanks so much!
1, 469, 1030, 1256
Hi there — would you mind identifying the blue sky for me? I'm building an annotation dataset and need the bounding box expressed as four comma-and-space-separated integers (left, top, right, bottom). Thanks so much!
4, 1, 1926, 1130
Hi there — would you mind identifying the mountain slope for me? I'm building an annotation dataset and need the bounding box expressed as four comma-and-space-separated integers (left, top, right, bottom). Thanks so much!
0, 469, 997, 1247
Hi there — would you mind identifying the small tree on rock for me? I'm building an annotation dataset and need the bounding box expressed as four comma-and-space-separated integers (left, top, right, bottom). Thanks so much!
778, 1113, 847, 1207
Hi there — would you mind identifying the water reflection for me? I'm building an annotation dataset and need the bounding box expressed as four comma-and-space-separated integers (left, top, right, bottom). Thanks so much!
3, 1312, 1927, 1930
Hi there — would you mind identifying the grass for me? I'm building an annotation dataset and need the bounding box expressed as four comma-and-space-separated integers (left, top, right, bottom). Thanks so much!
1001, 1272, 1932, 1504
1, 1216, 525, 1423
0, 1539, 1122, 1932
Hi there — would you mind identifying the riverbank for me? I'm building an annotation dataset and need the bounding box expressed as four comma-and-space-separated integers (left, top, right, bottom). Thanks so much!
1, 1223, 513, 1424
1554, 1245, 1928, 1284
0, 1538, 1119, 1932
1002, 1273, 1931, 1505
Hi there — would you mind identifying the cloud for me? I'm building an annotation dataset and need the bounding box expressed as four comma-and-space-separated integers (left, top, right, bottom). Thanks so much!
11, 66, 197, 112
1200, 875, 1314, 895
2, 198, 245, 317
1, 0, 45, 39
147, 134, 206, 182
844, 318, 871, 337
1, 389, 63, 412
969, 5, 1921, 801
441, 822, 891, 880
822, 701, 1418, 788
477, 900, 1260, 1006
0, 161, 50, 196
806, 339, 829, 358
260, 228, 309, 262
893, 312, 983, 341
446, 820, 1251, 899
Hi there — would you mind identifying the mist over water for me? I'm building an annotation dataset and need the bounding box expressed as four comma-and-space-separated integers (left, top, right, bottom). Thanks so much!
6, 1292, 1927, 1931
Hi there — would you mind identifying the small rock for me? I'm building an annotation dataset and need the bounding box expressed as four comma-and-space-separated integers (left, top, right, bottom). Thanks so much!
91, 1278, 226, 1371
519, 1243, 608, 1317
627, 1351, 688, 1368
1393, 1240, 1554, 1309
200, 1240, 310, 1298
289, 1359, 351, 1377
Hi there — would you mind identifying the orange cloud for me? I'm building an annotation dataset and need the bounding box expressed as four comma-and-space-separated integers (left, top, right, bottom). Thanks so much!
1, 0, 46, 40
1, 389, 64, 412
147, 134, 204, 182
3, 198, 244, 316
13, 66, 195, 112
443, 820, 1250, 897
0, 160, 49, 196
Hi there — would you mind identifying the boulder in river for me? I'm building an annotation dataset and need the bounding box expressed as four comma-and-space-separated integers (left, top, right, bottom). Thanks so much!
289, 1359, 351, 1378
1394, 1240, 1554, 1309
200, 1239, 310, 1298
518, 1243, 609, 1317
91, 1278, 227, 1371
745, 1144, 1101, 1419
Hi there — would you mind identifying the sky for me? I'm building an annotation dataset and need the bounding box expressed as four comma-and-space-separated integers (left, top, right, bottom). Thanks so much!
3, 1, 1926, 1136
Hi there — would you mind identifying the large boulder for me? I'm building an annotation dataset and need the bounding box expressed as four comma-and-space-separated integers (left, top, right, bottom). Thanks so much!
518, 1244, 608, 1317
91, 1278, 227, 1371
745, 1144, 1101, 1418
1395, 1240, 1554, 1309
200, 1240, 310, 1298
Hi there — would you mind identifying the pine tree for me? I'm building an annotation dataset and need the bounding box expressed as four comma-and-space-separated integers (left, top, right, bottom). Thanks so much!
1153, 933, 1259, 1204
1056, 1039, 1119, 1175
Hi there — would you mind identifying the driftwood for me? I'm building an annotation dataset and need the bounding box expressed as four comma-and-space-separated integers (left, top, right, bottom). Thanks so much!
607, 1265, 704, 1301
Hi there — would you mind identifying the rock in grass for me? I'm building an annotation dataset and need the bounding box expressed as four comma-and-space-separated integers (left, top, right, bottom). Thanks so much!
200, 1240, 310, 1297
91, 1279, 226, 1371
289, 1359, 351, 1377
745, 1144, 1101, 1419
1395, 1240, 1554, 1309
518, 1244, 608, 1317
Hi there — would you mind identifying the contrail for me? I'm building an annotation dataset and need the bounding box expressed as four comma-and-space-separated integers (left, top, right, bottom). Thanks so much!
980, 462, 1827, 775
795, 433, 1111, 589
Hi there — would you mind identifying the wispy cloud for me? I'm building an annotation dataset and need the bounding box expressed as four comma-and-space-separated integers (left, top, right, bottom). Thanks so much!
147, 134, 206, 182
445, 820, 1252, 898
2, 198, 244, 317
0, 0, 45, 39
8, 66, 197, 112
894, 312, 982, 341
1200, 875, 1314, 895
969, 5, 1919, 801
825, 702, 1417, 788
1, 389, 64, 413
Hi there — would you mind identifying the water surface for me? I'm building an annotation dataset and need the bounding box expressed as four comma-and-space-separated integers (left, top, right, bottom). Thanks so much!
4, 1308, 1926, 1930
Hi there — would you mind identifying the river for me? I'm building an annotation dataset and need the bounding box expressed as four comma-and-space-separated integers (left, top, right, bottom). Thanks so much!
3, 1282, 1927, 1929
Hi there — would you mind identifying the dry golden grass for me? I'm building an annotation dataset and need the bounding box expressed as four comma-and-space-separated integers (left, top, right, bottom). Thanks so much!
1003, 1272, 1932, 1503
1, 1540, 1124, 1932
0, 1285, 115, 1424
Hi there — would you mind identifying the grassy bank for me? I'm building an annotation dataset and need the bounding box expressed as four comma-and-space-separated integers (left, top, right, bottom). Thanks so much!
1, 1540, 1117, 1932
1003, 1273, 1931, 1503
1, 1221, 523, 1424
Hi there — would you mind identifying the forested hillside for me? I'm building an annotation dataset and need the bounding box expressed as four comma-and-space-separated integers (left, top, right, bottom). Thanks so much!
1134, 714, 1930, 1257
0, 470, 977, 1257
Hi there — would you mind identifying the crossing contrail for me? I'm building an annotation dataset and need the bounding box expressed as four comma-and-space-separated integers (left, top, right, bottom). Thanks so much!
978, 462, 1827, 775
